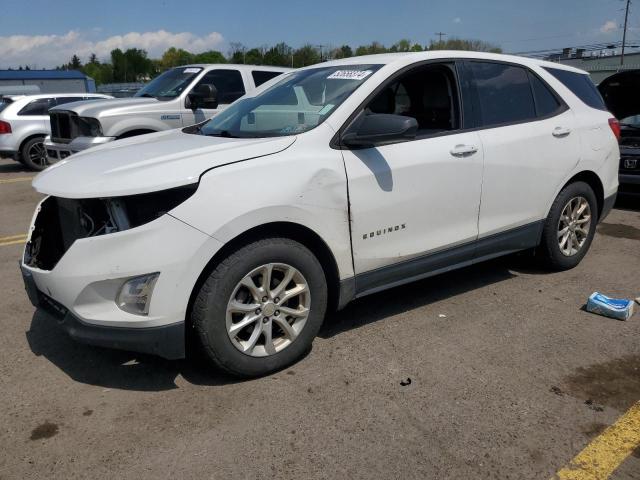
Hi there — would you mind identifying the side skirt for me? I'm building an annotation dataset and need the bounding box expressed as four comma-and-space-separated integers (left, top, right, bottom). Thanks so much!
337, 220, 544, 306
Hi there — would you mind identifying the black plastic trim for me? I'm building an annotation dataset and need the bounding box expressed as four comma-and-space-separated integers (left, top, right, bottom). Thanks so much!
352, 221, 544, 299
600, 193, 617, 221
20, 265, 185, 360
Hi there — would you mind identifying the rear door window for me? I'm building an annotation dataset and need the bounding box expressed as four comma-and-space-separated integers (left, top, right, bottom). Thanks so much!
252, 70, 284, 87
18, 98, 54, 116
544, 67, 606, 110
467, 61, 536, 127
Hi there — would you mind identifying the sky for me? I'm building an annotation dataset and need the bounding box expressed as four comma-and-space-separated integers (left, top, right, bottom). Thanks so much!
0, 0, 635, 68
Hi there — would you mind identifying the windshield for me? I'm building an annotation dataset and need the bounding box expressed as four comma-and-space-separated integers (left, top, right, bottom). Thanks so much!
134, 66, 202, 99
197, 64, 382, 138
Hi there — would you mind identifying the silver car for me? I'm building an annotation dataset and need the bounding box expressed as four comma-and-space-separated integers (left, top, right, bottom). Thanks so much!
0, 93, 111, 170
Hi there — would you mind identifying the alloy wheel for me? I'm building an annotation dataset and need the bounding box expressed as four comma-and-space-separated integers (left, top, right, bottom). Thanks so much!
226, 263, 311, 357
28, 142, 48, 168
557, 196, 592, 256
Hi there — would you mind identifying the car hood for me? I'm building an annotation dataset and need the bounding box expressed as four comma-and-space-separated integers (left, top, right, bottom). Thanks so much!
33, 129, 296, 198
598, 70, 640, 120
49, 97, 157, 117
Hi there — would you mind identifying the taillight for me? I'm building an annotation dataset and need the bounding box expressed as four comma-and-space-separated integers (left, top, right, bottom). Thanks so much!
608, 117, 621, 141
0, 120, 11, 134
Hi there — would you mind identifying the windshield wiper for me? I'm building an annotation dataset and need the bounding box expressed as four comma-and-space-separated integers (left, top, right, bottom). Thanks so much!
137, 93, 157, 98
205, 130, 240, 138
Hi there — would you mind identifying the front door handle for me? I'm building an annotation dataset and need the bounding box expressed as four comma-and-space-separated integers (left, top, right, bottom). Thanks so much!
552, 126, 572, 138
450, 144, 478, 157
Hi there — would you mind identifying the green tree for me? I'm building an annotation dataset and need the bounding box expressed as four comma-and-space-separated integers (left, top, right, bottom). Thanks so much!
263, 42, 293, 67
244, 48, 264, 65
390, 39, 412, 52
192, 50, 227, 64
429, 38, 502, 53
331, 45, 353, 59
159, 47, 194, 70
68, 54, 82, 70
292, 44, 320, 67
355, 41, 388, 56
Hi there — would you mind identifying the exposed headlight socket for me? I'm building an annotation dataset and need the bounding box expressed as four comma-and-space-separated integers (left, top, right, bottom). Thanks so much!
116, 273, 160, 316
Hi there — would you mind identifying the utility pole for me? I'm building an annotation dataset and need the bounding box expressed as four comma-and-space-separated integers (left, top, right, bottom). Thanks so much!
435, 32, 447, 44
621, 0, 631, 66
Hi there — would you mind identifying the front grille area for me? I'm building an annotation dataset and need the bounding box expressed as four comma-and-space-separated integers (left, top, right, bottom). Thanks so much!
50, 111, 73, 143
24, 186, 198, 271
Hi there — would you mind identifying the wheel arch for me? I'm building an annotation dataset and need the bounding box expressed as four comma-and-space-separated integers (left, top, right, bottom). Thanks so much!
18, 133, 46, 155
558, 170, 605, 219
185, 221, 343, 346
116, 129, 157, 139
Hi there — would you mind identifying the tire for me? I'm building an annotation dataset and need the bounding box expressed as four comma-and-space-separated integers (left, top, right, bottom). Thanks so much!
20, 136, 48, 171
538, 181, 598, 270
192, 237, 328, 377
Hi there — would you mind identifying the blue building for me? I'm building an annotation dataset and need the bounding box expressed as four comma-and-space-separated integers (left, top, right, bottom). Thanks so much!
0, 70, 96, 95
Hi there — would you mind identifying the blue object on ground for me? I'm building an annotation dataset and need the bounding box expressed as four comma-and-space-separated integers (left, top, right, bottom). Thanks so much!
586, 292, 635, 321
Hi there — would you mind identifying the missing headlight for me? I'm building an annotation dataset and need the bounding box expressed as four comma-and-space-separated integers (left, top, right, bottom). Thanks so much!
24, 184, 197, 270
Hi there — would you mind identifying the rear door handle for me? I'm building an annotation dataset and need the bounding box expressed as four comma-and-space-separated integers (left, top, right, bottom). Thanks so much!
552, 127, 572, 138
450, 144, 478, 157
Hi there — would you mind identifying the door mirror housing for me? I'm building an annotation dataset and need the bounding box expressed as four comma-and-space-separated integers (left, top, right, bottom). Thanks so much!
342, 113, 418, 147
187, 83, 218, 110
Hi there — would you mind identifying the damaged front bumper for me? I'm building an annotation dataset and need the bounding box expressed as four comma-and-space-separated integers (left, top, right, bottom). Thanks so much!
20, 196, 222, 359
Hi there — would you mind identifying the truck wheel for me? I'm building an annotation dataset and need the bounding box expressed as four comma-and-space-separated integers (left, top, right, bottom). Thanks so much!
538, 181, 598, 270
192, 238, 328, 377
20, 136, 49, 171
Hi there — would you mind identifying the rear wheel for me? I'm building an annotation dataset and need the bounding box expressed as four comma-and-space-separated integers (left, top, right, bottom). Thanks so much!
20, 136, 48, 171
192, 238, 327, 377
538, 181, 598, 270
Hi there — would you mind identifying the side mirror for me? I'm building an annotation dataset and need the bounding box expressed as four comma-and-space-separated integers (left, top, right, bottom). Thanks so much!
187, 83, 218, 110
342, 113, 418, 147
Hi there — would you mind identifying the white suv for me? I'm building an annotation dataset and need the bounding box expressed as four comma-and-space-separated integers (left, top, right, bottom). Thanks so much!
21, 52, 619, 377
0, 93, 112, 170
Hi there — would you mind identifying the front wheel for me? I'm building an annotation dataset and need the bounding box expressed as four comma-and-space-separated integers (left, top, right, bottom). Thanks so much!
192, 238, 327, 377
538, 181, 598, 270
20, 136, 49, 171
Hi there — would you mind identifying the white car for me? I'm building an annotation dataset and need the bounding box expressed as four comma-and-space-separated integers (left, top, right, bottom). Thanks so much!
21, 51, 619, 377
0, 93, 112, 170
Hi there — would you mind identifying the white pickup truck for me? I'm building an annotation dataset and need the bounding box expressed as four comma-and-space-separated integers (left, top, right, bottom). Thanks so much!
44, 64, 291, 163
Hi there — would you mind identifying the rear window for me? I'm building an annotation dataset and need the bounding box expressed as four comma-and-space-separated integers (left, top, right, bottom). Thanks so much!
0, 98, 12, 113
252, 70, 284, 87
544, 68, 606, 110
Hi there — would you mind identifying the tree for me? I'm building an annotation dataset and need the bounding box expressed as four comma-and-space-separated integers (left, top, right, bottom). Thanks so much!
159, 47, 194, 70
331, 45, 353, 59
263, 42, 293, 67
355, 41, 388, 56
68, 54, 82, 70
429, 37, 502, 53
292, 44, 320, 67
244, 48, 264, 65
89, 53, 98, 65
390, 39, 412, 52
228, 42, 246, 63
192, 50, 227, 64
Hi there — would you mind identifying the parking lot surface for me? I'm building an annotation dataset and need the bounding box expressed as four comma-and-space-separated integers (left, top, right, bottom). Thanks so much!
0, 156, 639, 479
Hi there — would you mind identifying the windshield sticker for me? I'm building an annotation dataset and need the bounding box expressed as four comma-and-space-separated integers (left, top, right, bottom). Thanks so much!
183, 67, 201, 74
318, 104, 335, 115
327, 70, 373, 81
